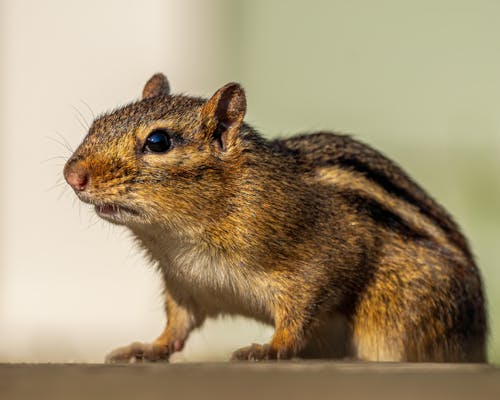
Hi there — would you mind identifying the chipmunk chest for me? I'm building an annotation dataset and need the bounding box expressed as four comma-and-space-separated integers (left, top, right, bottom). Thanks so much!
139, 232, 273, 321
171, 248, 273, 321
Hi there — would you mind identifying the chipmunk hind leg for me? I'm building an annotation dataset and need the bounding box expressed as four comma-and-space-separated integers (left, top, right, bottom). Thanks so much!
350, 242, 487, 362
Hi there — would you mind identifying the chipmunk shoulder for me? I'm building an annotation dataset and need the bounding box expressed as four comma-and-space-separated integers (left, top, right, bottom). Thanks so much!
64, 73, 487, 363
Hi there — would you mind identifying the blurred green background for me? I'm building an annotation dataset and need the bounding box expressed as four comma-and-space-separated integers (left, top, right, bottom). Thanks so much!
219, 0, 500, 362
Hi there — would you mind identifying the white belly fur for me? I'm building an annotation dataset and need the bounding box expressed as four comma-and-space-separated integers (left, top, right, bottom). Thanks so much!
133, 226, 275, 323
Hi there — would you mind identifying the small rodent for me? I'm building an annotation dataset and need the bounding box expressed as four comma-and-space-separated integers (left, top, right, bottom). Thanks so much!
64, 73, 487, 362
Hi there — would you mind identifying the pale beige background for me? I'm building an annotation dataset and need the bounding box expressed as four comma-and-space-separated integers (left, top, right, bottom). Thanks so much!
0, 0, 499, 363
0, 0, 273, 363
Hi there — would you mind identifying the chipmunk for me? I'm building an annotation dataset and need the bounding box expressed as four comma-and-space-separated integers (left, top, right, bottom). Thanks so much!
64, 73, 487, 363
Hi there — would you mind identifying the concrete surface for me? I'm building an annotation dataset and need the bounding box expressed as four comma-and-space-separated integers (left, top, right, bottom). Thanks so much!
1, 362, 499, 400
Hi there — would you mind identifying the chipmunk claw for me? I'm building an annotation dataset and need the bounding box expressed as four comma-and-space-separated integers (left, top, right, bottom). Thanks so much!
105, 341, 170, 364
231, 343, 291, 361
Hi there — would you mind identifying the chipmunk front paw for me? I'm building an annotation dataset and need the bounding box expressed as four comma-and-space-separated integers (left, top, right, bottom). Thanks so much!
231, 343, 291, 361
105, 341, 171, 363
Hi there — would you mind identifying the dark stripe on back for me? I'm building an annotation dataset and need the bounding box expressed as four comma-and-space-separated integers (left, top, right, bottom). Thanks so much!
274, 132, 472, 259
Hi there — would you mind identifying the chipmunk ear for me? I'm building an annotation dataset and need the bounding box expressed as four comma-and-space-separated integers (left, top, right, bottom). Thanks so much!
142, 73, 170, 99
201, 82, 246, 151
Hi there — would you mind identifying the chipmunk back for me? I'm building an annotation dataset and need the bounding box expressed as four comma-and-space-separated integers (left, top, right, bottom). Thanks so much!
64, 73, 487, 362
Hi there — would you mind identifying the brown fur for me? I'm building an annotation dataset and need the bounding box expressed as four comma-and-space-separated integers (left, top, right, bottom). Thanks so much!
64, 73, 487, 363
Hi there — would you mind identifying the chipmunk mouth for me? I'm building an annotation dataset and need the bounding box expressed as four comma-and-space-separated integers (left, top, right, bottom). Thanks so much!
75, 192, 141, 224
94, 203, 140, 219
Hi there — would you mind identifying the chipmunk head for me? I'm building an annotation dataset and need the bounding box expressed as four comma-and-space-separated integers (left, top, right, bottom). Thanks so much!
63, 73, 248, 230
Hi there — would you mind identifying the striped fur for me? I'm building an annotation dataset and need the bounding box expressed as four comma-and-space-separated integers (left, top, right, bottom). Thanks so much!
64, 75, 487, 363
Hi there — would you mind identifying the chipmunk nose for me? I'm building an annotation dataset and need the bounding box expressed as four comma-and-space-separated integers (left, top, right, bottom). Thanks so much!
64, 162, 89, 192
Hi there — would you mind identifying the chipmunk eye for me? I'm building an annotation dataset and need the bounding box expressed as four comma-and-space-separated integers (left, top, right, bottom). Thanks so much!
143, 129, 171, 153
